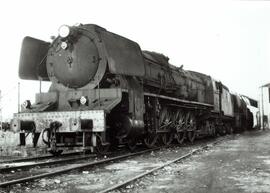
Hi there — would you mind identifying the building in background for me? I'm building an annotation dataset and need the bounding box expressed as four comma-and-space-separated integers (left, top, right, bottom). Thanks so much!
241, 95, 259, 128
259, 83, 270, 129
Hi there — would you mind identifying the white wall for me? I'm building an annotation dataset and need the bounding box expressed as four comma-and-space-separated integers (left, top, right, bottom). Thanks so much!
259, 86, 270, 129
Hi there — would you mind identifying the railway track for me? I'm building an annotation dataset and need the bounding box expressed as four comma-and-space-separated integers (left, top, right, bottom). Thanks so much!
0, 151, 85, 164
99, 137, 227, 193
0, 147, 160, 188
0, 136, 229, 191
0, 153, 97, 173
0, 146, 147, 173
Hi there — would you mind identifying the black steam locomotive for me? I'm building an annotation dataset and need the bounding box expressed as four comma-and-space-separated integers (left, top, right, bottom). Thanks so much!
11, 24, 253, 154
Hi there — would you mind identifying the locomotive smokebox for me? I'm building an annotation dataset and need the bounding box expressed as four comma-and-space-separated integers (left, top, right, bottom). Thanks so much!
47, 24, 145, 89
47, 26, 100, 88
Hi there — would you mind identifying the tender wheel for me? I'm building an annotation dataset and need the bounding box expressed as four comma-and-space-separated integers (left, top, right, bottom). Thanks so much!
176, 131, 185, 144
96, 135, 110, 154
226, 124, 233, 135
143, 134, 158, 148
161, 132, 174, 146
218, 125, 226, 136
212, 126, 216, 137
127, 138, 137, 152
187, 131, 196, 143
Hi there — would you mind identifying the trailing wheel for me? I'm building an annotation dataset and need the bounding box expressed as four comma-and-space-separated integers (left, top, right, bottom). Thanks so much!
161, 132, 174, 146
209, 122, 216, 137
176, 131, 185, 144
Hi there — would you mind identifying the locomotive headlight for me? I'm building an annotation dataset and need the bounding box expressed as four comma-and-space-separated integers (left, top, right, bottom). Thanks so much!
22, 100, 31, 109
80, 96, 88, 105
58, 25, 70, 38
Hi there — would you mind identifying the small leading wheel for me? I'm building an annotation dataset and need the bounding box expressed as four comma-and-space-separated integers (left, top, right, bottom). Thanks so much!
127, 138, 137, 152
49, 149, 63, 156
161, 132, 174, 146
176, 131, 185, 144
143, 134, 158, 148
96, 135, 110, 154
187, 131, 196, 143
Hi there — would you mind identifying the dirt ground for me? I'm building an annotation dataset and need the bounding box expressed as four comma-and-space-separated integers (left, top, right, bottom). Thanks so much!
125, 130, 270, 193
1, 129, 270, 193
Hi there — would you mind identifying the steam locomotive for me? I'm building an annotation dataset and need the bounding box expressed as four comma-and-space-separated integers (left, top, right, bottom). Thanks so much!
11, 24, 253, 155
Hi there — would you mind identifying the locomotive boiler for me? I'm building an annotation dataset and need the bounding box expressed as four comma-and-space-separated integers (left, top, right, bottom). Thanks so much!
11, 24, 252, 154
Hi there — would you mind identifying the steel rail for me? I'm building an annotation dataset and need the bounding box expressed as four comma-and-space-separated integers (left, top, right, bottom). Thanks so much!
0, 155, 55, 164
0, 147, 160, 187
0, 154, 97, 173
98, 137, 227, 193
0, 151, 83, 164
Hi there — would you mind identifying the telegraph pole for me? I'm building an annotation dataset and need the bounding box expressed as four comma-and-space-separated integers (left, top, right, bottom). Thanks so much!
39, 77, 42, 94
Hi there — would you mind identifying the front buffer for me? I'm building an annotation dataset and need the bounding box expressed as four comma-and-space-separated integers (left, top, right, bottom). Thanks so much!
11, 110, 108, 155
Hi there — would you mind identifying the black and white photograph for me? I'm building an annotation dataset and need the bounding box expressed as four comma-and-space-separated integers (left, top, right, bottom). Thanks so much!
0, 0, 270, 192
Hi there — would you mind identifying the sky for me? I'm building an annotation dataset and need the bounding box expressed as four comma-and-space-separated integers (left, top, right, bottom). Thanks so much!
0, 0, 269, 119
